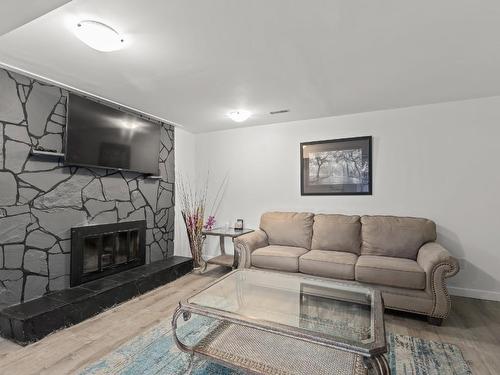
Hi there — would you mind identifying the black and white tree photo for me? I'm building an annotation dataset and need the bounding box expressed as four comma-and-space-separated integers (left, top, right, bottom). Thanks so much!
301, 137, 372, 195
309, 149, 369, 185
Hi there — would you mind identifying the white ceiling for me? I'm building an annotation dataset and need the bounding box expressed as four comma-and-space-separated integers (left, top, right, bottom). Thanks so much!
0, 0, 70, 36
1, 0, 500, 133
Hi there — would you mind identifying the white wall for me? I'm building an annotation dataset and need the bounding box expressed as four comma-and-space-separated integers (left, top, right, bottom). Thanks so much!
174, 128, 197, 258
187, 97, 500, 301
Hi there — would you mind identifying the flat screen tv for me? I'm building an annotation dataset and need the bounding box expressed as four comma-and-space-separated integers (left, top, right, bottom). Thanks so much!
65, 94, 161, 175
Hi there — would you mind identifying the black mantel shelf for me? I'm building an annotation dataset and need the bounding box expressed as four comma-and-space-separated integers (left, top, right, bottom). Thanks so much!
0, 256, 193, 345
30, 148, 65, 157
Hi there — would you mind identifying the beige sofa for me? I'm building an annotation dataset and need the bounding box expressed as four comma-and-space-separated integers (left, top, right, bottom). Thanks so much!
233, 212, 459, 325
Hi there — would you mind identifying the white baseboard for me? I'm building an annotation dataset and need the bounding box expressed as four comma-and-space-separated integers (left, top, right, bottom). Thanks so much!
448, 286, 500, 302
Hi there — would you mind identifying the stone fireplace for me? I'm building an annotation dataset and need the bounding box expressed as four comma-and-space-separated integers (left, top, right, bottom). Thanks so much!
0, 69, 189, 346
0, 68, 175, 309
70, 221, 146, 286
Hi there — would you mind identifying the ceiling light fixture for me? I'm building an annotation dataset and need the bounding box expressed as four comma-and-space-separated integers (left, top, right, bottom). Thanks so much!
74, 20, 124, 52
228, 110, 251, 122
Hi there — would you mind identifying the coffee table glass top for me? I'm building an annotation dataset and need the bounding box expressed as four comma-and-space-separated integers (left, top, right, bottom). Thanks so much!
185, 269, 385, 355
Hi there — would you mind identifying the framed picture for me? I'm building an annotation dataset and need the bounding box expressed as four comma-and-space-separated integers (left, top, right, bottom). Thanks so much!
300, 136, 372, 195
234, 219, 244, 230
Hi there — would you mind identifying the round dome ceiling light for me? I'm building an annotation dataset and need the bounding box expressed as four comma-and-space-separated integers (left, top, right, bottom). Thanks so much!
74, 20, 124, 52
228, 110, 251, 122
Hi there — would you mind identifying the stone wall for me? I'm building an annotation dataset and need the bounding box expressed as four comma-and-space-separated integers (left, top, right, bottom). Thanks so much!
0, 69, 175, 309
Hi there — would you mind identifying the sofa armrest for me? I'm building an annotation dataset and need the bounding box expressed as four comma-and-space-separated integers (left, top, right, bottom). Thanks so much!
233, 230, 268, 268
417, 242, 460, 318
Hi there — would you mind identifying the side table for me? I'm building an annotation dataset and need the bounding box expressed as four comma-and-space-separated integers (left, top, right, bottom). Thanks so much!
202, 227, 254, 269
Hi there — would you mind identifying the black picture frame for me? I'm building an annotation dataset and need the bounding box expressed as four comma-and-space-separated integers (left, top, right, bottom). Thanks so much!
300, 136, 372, 195
234, 219, 244, 230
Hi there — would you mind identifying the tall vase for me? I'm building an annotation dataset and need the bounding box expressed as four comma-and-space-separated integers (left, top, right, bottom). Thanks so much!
188, 237, 206, 273
183, 217, 206, 272
188, 237, 202, 267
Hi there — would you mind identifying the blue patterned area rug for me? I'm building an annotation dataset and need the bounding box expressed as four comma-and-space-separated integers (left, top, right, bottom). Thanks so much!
80, 317, 471, 375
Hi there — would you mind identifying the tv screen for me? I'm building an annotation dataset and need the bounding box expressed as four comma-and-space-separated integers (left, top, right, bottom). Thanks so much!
65, 94, 160, 175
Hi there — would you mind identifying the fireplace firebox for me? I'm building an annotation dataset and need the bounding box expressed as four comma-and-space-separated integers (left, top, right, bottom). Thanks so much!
70, 221, 146, 287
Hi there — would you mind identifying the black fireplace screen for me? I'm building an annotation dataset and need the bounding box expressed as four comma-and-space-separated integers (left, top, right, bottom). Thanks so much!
71, 221, 146, 287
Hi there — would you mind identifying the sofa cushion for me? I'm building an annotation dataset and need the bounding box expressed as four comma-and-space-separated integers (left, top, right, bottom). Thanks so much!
355, 255, 426, 290
299, 250, 357, 280
260, 212, 314, 249
311, 214, 361, 254
361, 215, 436, 260
251, 245, 308, 272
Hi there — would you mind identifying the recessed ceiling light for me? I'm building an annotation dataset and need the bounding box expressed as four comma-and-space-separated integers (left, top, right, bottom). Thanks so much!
74, 20, 124, 52
228, 110, 251, 122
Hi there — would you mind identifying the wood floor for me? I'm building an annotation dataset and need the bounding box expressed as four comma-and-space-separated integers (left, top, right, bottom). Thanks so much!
0, 266, 498, 374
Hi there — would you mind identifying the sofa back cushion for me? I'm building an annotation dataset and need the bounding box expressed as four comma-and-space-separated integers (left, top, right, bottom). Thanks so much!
361, 215, 436, 260
311, 214, 361, 254
260, 212, 314, 249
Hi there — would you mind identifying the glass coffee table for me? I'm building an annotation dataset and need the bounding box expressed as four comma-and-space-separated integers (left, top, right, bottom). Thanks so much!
172, 269, 390, 374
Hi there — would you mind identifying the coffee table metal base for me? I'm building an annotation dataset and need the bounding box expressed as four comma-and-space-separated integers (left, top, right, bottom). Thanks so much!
172, 305, 390, 375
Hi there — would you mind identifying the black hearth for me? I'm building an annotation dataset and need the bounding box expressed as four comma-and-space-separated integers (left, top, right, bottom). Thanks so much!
0, 256, 193, 345
71, 221, 146, 287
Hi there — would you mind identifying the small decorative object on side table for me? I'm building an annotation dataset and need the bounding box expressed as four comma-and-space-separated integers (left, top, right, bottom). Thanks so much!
202, 227, 253, 269
234, 219, 244, 230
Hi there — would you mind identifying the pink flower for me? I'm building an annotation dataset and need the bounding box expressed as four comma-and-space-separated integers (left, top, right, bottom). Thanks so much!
204, 215, 216, 230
